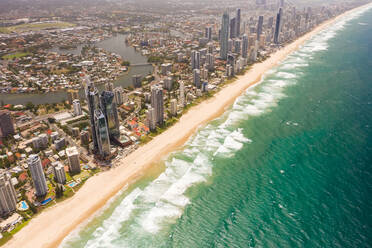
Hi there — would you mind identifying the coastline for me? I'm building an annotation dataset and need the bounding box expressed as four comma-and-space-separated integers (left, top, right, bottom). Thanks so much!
5, 5, 368, 248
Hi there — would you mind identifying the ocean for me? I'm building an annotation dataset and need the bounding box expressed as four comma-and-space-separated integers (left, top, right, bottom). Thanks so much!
60, 6, 372, 248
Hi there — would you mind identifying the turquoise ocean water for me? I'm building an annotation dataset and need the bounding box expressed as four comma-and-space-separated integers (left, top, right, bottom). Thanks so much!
61, 6, 372, 248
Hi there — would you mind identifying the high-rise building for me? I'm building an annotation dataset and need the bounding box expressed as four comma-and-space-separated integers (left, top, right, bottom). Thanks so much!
38, 133, 49, 149
80, 130, 90, 145
94, 110, 111, 158
67, 89, 79, 105
0, 110, 14, 138
234, 39, 242, 54
193, 69, 201, 89
113, 87, 123, 106
164, 77, 173, 91
274, 8, 283, 44
73, 99, 82, 116
242, 34, 249, 58
205, 27, 212, 41
206, 53, 215, 71
227, 53, 236, 77
132, 75, 142, 88
151, 85, 164, 126
0, 173, 17, 216
236, 8, 241, 37
161, 63, 172, 75
66, 146, 80, 174
179, 81, 185, 107
268, 16, 274, 29
230, 17, 236, 39
28, 154, 48, 197
85, 77, 100, 153
191, 50, 200, 70
51, 161, 66, 184
105, 82, 114, 92
100, 91, 120, 139
146, 107, 156, 131
220, 11, 230, 60
170, 99, 178, 117
257, 16, 264, 40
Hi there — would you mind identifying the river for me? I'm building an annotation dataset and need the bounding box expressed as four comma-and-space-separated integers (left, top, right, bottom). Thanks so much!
0, 34, 153, 105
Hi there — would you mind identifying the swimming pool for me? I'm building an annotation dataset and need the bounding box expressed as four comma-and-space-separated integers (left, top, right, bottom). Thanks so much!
18, 201, 29, 211
68, 182, 77, 187
40, 198, 52, 205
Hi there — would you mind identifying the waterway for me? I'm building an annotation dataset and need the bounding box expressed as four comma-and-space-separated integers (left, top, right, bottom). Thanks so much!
0, 34, 152, 105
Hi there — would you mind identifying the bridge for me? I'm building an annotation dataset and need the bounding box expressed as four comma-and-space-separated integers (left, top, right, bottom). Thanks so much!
131, 63, 152, 67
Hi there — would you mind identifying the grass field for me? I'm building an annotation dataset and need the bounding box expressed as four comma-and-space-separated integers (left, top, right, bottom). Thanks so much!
2, 52, 31, 60
0, 22, 76, 34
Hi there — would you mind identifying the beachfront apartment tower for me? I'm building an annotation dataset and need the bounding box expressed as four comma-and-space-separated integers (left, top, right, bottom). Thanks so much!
179, 81, 185, 107
94, 109, 111, 158
274, 8, 283, 44
151, 85, 164, 126
220, 11, 230, 60
28, 154, 48, 197
66, 146, 80, 174
146, 107, 156, 131
51, 161, 66, 184
100, 91, 120, 140
0, 173, 17, 216
85, 77, 100, 153
242, 34, 249, 58
193, 69, 201, 89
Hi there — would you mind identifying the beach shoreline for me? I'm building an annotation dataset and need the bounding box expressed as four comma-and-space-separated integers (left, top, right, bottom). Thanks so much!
6, 4, 369, 248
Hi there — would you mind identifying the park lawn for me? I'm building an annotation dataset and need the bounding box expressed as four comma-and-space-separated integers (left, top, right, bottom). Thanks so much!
0, 22, 76, 33
2, 52, 31, 60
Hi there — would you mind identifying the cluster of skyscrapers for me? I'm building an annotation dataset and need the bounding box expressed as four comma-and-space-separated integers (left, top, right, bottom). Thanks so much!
85, 77, 120, 159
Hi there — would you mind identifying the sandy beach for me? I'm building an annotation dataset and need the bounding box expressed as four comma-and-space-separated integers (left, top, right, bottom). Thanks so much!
5, 5, 368, 248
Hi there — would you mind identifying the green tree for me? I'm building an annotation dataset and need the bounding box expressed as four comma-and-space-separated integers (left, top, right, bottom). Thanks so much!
25, 102, 35, 111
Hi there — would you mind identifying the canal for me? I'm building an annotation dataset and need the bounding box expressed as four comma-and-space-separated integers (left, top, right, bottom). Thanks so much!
0, 34, 153, 105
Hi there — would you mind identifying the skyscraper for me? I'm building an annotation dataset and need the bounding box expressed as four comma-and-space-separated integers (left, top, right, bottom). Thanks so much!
105, 82, 114, 92
236, 8, 241, 37
242, 34, 249, 58
170, 99, 178, 117
0, 173, 17, 216
28, 154, 48, 197
274, 8, 283, 44
73, 99, 82, 116
191, 50, 200, 70
0, 110, 14, 138
205, 27, 212, 41
206, 53, 215, 71
85, 77, 100, 152
230, 17, 236, 39
227, 53, 236, 77
67, 89, 79, 105
179, 81, 185, 107
100, 91, 120, 139
193, 69, 201, 89
94, 109, 111, 158
113, 87, 123, 106
151, 85, 164, 126
146, 107, 156, 131
220, 11, 230, 60
257, 15, 264, 40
